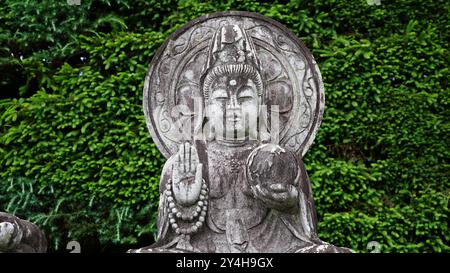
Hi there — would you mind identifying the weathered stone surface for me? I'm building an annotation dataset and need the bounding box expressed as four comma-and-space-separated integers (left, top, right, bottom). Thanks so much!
130, 11, 352, 253
0, 212, 47, 253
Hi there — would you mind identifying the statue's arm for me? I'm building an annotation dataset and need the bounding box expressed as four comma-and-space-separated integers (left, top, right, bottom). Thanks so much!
153, 143, 205, 249
155, 147, 203, 241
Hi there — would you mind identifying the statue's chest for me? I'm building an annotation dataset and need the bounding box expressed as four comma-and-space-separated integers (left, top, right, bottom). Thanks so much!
208, 159, 249, 207
206, 146, 252, 202
206, 145, 267, 231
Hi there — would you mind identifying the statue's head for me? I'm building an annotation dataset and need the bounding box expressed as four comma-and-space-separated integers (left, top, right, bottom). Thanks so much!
200, 25, 267, 142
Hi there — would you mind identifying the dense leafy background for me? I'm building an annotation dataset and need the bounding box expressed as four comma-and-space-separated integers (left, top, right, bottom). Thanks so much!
0, 0, 448, 253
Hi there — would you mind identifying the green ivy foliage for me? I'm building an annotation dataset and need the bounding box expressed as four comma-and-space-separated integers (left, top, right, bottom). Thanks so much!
1, 0, 449, 252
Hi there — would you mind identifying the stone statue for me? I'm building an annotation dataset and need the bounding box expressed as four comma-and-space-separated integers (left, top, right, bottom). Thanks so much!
0, 212, 47, 253
129, 11, 352, 253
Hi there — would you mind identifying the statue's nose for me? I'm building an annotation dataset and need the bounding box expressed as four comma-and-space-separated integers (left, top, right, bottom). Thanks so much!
226, 95, 239, 110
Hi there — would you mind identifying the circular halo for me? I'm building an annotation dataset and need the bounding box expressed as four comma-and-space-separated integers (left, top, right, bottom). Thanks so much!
143, 11, 325, 159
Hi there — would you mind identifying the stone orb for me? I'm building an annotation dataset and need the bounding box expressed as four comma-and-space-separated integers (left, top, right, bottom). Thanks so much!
246, 143, 299, 188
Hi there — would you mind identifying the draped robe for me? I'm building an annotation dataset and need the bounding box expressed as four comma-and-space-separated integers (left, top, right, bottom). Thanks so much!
132, 140, 351, 253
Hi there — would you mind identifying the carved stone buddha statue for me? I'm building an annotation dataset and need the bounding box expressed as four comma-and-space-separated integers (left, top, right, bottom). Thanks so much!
129, 12, 352, 253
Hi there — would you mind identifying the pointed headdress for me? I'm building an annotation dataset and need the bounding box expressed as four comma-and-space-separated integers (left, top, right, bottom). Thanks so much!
201, 24, 264, 102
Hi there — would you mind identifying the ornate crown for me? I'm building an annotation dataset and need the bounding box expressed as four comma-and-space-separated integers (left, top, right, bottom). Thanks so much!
201, 24, 264, 101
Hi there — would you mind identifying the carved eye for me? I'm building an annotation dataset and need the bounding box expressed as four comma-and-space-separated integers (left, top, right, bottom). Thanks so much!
238, 87, 255, 101
211, 89, 228, 101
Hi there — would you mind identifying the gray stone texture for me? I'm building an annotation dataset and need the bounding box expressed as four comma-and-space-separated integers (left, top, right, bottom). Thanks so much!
0, 212, 47, 253
130, 11, 352, 253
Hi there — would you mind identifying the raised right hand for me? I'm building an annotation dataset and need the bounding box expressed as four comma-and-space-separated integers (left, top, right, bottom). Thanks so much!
171, 142, 203, 207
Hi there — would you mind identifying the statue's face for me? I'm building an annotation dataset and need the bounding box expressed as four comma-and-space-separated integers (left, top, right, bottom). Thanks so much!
206, 75, 259, 141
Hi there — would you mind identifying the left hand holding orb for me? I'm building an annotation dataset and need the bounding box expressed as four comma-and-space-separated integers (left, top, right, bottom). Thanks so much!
246, 144, 299, 211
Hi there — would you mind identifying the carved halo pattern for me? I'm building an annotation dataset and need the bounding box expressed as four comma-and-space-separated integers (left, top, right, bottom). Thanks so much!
143, 12, 325, 159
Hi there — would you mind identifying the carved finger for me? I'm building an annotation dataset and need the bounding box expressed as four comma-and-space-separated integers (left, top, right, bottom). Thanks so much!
176, 145, 182, 166
271, 192, 289, 202
184, 142, 190, 172
268, 183, 288, 193
254, 185, 291, 210
172, 161, 180, 184
194, 163, 203, 186
179, 143, 185, 174
255, 185, 271, 201
287, 184, 299, 199
190, 145, 199, 174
